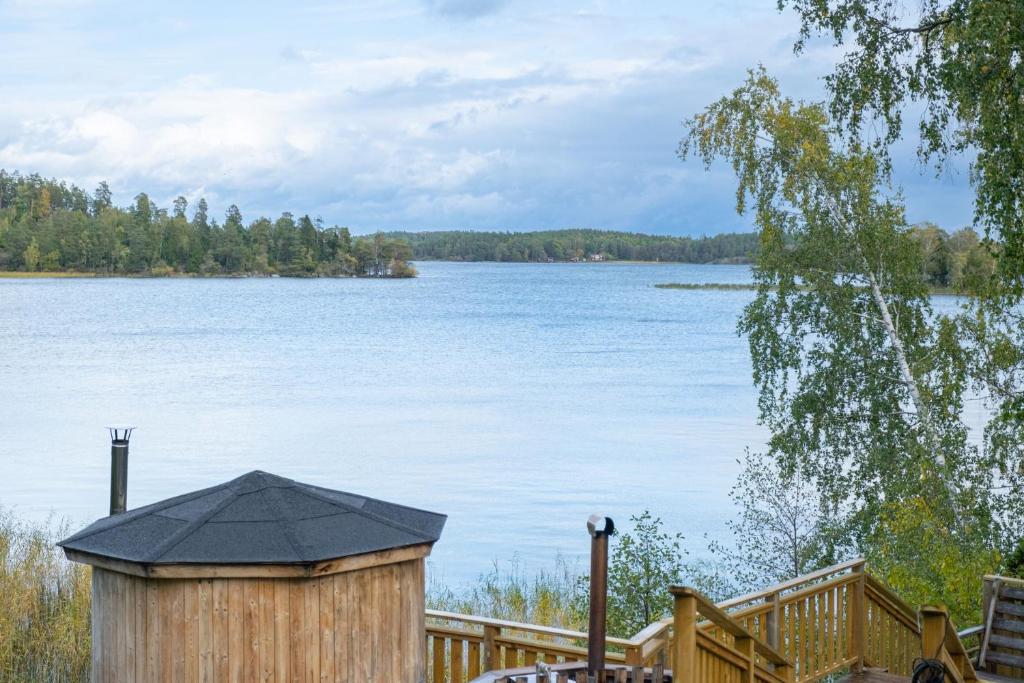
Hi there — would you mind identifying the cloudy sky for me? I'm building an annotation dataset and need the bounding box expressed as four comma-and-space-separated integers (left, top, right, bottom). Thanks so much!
0, 0, 975, 235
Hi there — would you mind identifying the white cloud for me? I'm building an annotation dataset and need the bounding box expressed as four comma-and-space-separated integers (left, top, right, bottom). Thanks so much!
0, 1, 976, 232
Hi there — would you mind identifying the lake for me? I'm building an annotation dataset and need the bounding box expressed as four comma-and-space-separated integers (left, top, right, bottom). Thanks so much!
0, 262, 769, 585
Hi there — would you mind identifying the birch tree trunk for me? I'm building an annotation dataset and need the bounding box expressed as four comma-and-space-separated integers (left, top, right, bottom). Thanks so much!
826, 194, 966, 532
859, 248, 966, 533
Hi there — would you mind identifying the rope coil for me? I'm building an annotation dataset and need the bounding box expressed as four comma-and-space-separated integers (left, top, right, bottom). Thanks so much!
911, 657, 946, 683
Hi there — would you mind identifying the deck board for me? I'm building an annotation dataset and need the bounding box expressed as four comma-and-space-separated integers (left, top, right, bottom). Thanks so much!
836, 668, 909, 683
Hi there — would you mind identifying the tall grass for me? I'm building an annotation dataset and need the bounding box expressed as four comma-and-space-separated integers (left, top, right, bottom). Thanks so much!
428, 555, 587, 631
0, 511, 91, 683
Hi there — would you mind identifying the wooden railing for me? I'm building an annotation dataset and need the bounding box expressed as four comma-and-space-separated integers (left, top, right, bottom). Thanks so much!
671, 586, 793, 683
862, 574, 923, 677
425, 610, 667, 683
446, 558, 976, 683
920, 605, 980, 683
710, 558, 866, 681
708, 561, 925, 680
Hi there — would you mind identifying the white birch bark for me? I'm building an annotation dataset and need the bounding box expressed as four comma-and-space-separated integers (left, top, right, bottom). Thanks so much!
821, 189, 968, 531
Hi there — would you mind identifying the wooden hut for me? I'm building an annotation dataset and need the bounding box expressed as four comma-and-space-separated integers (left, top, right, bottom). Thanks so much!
59, 470, 446, 683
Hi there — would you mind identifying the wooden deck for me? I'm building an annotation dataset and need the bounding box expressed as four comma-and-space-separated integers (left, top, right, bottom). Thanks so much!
836, 668, 908, 683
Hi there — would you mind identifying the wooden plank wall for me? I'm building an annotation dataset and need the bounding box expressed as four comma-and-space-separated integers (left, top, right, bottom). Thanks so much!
90, 559, 426, 683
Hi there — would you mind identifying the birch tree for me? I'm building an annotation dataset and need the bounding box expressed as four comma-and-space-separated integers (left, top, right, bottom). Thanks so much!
709, 451, 846, 590
680, 69, 995, 553
780, 0, 1024, 550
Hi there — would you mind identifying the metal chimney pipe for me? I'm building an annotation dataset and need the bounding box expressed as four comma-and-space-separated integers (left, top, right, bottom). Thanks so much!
108, 427, 134, 515
586, 514, 614, 675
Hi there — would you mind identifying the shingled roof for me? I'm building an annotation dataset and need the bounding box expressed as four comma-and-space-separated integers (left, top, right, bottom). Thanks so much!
58, 471, 446, 565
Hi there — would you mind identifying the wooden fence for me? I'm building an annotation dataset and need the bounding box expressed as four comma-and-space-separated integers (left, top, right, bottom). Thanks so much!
442, 558, 976, 683
426, 609, 673, 683
708, 559, 865, 681
671, 587, 792, 683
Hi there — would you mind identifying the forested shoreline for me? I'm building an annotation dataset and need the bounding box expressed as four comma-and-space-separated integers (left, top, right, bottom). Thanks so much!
386, 229, 760, 263
655, 223, 997, 294
0, 171, 416, 278
0, 171, 996, 282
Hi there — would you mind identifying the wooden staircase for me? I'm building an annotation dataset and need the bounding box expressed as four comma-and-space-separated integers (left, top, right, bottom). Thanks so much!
970, 576, 1024, 680
443, 562, 1017, 683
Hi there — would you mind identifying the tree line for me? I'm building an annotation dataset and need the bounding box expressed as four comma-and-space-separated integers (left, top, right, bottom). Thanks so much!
385, 228, 761, 263
0, 171, 416, 277
910, 222, 996, 291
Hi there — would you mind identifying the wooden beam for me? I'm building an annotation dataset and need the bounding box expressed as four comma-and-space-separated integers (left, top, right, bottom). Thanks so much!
309, 544, 432, 577
980, 579, 1001, 668
849, 565, 867, 672
64, 549, 150, 577
669, 586, 790, 667
718, 558, 867, 610
672, 592, 697, 682
66, 543, 434, 579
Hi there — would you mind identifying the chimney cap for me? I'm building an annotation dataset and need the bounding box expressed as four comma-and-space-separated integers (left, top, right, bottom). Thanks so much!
107, 427, 134, 442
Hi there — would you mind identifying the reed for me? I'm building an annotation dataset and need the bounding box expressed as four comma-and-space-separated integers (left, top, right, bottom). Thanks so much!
0, 510, 91, 683
428, 554, 587, 631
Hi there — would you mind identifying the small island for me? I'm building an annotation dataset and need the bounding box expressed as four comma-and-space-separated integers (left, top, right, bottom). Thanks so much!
0, 171, 416, 278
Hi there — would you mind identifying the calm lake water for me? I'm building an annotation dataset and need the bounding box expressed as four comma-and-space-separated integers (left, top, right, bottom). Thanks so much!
0, 262, 768, 584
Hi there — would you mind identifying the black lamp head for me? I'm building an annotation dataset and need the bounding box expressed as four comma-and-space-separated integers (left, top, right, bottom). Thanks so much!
587, 514, 614, 538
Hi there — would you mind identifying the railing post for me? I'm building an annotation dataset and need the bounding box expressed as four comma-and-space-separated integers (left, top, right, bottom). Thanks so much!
671, 589, 697, 683
774, 657, 795, 683
920, 606, 947, 664
848, 563, 866, 672
765, 592, 781, 651
624, 645, 642, 666
484, 625, 500, 672
736, 635, 756, 683
979, 577, 998, 670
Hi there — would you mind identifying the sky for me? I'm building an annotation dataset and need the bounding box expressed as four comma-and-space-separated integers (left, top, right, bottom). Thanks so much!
0, 0, 976, 235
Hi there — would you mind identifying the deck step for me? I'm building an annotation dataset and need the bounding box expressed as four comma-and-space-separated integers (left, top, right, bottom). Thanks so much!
1000, 586, 1024, 602
985, 651, 1024, 670
993, 620, 1024, 635
989, 634, 1024, 653
996, 602, 1024, 618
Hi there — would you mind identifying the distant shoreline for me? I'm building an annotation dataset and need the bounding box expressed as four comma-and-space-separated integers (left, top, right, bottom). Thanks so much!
0, 271, 406, 280
0, 261, 751, 279
0, 271, 99, 278
410, 258, 753, 265
655, 282, 756, 290
655, 281, 963, 296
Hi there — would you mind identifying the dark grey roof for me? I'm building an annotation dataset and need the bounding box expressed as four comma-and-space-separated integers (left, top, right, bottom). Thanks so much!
58, 471, 446, 565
